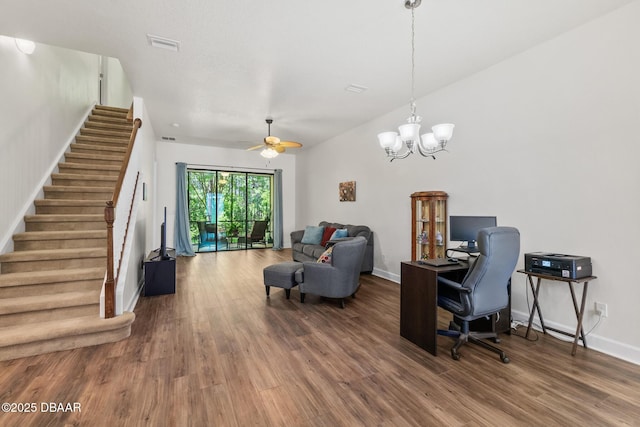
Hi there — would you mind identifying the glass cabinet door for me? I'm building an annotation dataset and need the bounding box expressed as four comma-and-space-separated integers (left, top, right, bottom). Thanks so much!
433, 198, 446, 259
415, 199, 429, 260
411, 191, 448, 260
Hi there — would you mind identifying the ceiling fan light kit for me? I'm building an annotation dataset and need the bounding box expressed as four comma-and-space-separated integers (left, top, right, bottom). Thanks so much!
248, 118, 302, 158
260, 147, 279, 159
377, 0, 455, 162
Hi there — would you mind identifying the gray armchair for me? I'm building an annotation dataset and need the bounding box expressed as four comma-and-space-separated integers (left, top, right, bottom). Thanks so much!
437, 226, 520, 363
294, 236, 367, 309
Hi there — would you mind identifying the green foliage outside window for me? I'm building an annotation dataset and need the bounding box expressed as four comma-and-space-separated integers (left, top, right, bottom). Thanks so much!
187, 170, 272, 247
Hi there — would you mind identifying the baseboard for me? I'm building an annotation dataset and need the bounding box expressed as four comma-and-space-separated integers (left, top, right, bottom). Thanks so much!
372, 267, 399, 284
125, 278, 143, 313
511, 309, 640, 366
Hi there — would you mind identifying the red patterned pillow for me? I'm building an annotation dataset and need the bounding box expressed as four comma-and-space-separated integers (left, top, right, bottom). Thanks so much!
320, 227, 337, 246
317, 246, 334, 264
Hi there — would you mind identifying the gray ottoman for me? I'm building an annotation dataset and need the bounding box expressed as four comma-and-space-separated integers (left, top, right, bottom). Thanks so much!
263, 261, 303, 299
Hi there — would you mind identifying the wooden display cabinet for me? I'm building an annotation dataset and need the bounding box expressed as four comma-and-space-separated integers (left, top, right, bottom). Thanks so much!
411, 191, 448, 260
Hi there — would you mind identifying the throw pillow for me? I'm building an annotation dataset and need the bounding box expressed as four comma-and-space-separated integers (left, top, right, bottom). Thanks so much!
317, 246, 334, 264
330, 228, 349, 240
320, 227, 337, 246
301, 226, 324, 245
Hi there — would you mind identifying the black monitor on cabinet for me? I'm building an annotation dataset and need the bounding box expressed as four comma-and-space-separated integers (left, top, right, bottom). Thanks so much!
449, 215, 497, 251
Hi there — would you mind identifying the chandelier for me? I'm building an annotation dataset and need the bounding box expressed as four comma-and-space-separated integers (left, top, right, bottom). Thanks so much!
377, 0, 454, 161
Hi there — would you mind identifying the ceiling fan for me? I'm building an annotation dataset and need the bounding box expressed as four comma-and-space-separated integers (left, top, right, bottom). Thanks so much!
247, 118, 302, 158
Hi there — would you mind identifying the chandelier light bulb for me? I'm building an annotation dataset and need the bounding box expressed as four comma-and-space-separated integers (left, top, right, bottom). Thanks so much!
377, 132, 398, 149
432, 123, 455, 143
420, 132, 439, 150
399, 123, 421, 143
391, 135, 404, 152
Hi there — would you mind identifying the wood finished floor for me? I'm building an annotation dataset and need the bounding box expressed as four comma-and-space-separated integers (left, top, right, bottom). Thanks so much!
1, 248, 639, 426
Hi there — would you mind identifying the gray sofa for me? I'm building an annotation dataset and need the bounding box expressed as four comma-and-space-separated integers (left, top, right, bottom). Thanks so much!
290, 221, 373, 273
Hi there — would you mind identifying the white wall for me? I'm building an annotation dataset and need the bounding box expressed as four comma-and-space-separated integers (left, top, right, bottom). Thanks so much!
154, 142, 297, 251
296, 2, 640, 363
0, 36, 100, 252
121, 97, 158, 312
103, 56, 133, 109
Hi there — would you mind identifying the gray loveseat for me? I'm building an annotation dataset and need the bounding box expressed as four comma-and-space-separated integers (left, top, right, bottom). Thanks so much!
290, 221, 373, 273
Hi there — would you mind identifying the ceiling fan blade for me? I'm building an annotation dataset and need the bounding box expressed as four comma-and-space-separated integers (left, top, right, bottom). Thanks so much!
247, 144, 264, 151
264, 135, 280, 145
275, 145, 286, 153
278, 141, 302, 148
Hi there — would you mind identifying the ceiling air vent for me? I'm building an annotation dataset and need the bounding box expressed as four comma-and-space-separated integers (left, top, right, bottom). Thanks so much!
345, 84, 368, 94
147, 34, 181, 52
161, 136, 176, 141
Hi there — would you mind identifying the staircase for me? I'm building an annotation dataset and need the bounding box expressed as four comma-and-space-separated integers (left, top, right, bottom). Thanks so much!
0, 105, 136, 361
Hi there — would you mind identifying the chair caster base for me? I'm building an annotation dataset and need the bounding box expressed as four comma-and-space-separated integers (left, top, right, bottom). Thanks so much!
500, 354, 510, 363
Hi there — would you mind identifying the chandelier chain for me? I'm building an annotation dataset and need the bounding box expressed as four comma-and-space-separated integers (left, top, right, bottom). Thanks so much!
410, 4, 416, 118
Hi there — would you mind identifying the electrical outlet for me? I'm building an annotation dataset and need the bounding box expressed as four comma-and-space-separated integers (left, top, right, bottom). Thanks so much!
595, 302, 608, 318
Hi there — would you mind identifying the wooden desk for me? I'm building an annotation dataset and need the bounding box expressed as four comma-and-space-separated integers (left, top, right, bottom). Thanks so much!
517, 269, 597, 356
400, 261, 468, 355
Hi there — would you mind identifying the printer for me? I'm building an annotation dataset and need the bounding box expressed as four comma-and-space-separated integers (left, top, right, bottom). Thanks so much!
524, 252, 592, 279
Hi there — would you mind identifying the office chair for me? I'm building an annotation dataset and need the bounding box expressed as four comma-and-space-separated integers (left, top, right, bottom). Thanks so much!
437, 226, 520, 363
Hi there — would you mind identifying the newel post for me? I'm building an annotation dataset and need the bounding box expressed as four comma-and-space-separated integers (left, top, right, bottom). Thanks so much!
104, 201, 116, 318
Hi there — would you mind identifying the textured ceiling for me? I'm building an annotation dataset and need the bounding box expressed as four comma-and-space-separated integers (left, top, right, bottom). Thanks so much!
1, 0, 633, 152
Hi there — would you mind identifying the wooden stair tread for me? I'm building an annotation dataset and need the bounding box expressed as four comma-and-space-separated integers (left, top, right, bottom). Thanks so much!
0, 291, 99, 315
75, 135, 129, 144
34, 199, 110, 206
80, 127, 131, 137
91, 110, 129, 118
51, 173, 118, 182
83, 122, 132, 132
13, 230, 107, 241
71, 143, 127, 153
87, 116, 130, 125
24, 214, 104, 222
89, 109, 129, 118
94, 105, 130, 114
64, 152, 125, 161
43, 185, 115, 193
0, 312, 135, 347
0, 267, 104, 287
57, 162, 121, 172
0, 247, 106, 262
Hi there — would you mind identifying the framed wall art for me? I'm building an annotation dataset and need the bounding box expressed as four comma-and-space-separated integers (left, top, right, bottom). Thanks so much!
339, 181, 356, 202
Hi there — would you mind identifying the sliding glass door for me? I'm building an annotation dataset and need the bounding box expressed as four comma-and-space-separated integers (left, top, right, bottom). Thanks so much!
187, 169, 273, 252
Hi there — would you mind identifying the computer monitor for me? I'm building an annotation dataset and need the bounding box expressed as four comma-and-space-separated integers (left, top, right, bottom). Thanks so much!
449, 216, 497, 251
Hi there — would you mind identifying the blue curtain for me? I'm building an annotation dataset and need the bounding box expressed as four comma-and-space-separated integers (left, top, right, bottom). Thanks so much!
174, 163, 196, 256
272, 169, 283, 250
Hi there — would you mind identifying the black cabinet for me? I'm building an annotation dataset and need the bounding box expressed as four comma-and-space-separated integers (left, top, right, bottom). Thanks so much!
144, 249, 176, 296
